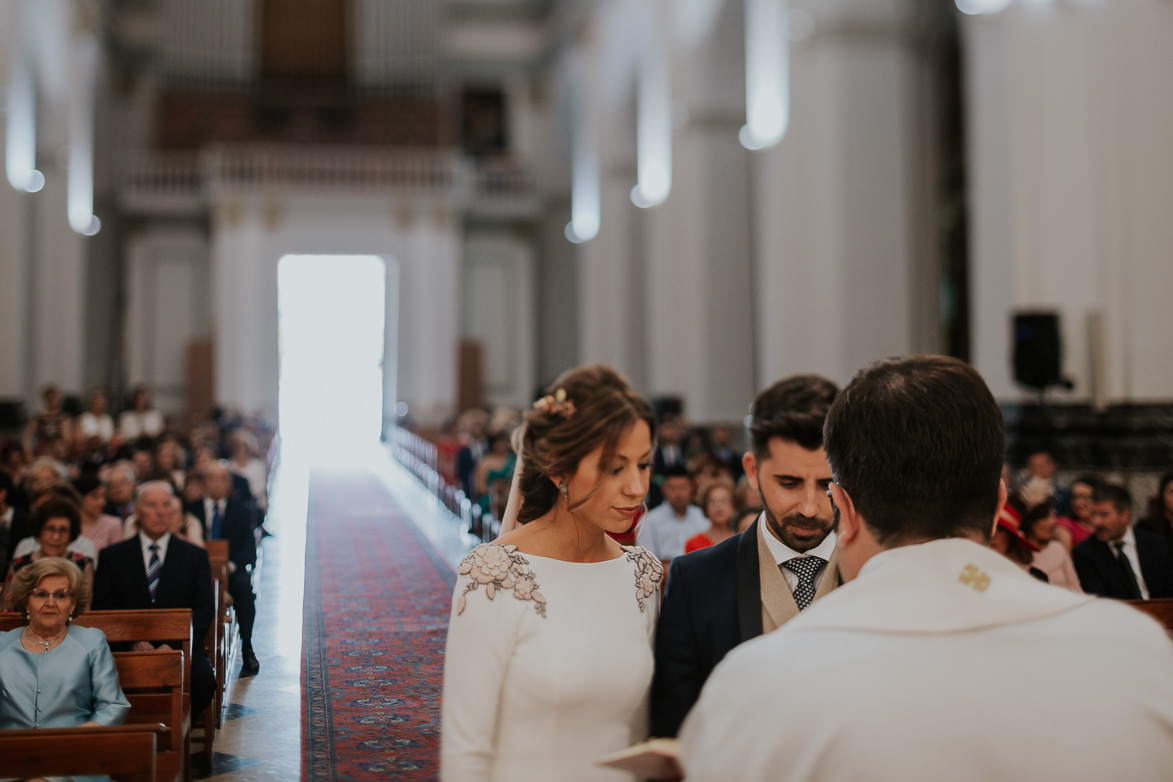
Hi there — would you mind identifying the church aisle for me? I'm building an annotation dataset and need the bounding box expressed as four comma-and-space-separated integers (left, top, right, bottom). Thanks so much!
301, 463, 458, 780
192, 449, 464, 781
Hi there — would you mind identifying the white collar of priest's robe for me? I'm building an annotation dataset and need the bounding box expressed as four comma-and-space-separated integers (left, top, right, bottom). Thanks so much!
779, 537, 1095, 636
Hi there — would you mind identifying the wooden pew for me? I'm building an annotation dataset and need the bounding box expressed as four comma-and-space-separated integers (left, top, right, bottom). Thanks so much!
0, 723, 164, 782
0, 609, 194, 782
115, 650, 187, 782
1125, 597, 1173, 634
206, 539, 237, 729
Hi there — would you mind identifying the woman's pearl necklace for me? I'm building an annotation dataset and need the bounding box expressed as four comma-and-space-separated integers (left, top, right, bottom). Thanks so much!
24, 627, 67, 649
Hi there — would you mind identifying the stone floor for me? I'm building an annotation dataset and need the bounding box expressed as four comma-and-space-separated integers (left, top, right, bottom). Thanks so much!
197, 450, 309, 781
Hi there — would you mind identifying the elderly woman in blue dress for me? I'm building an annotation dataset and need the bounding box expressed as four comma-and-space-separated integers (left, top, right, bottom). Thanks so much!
0, 556, 129, 728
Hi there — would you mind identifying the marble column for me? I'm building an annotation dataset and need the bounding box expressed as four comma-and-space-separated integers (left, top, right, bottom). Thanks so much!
751, 0, 938, 387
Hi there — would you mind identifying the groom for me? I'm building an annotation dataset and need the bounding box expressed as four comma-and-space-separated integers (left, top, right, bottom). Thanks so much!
650, 374, 842, 737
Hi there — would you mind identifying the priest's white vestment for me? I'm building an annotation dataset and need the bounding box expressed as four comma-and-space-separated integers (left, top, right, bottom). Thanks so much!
679, 538, 1173, 781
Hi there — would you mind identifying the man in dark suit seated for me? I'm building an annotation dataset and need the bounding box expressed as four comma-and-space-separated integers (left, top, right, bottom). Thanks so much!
92, 480, 217, 718
1073, 482, 1173, 599
188, 461, 260, 675
651, 375, 842, 738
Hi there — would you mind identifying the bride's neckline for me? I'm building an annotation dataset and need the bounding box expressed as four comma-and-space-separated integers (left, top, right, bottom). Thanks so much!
509, 547, 629, 565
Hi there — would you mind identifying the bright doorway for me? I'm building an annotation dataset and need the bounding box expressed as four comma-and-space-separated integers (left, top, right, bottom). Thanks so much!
277, 255, 387, 463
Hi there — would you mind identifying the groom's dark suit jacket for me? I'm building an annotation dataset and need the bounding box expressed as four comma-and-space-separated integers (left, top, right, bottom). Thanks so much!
1072, 528, 1173, 599
650, 519, 840, 738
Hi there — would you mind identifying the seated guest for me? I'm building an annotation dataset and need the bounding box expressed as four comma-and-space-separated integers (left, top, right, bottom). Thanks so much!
74, 474, 125, 556
0, 556, 130, 728
117, 384, 164, 442
228, 431, 268, 511
990, 500, 1047, 582
732, 505, 762, 534
92, 480, 216, 718
1073, 482, 1173, 599
2, 497, 95, 611
122, 495, 205, 547
153, 437, 187, 490
75, 386, 115, 450
685, 478, 738, 553
22, 385, 72, 460
130, 443, 155, 482
0, 471, 23, 573
6, 457, 69, 562
639, 465, 708, 562
102, 461, 137, 522
1138, 471, 1173, 547
188, 461, 259, 675
1024, 448, 1070, 515
1017, 493, 1083, 593
11, 485, 98, 563
1053, 474, 1098, 551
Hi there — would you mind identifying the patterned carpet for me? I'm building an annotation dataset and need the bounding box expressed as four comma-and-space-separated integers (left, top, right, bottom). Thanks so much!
303, 470, 457, 780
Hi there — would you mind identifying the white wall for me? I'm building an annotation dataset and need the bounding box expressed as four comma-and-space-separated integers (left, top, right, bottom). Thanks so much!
204, 191, 463, 425
966, 1, 1173, 402
461, 229, 536, 409
124, 229, 211, 416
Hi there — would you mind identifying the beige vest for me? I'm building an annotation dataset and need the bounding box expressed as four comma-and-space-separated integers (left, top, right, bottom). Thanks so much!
758, 528, 841, 633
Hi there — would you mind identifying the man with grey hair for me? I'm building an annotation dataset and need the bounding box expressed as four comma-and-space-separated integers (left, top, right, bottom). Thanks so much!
93, 480, 217, 719
188, 460, 259, 675
5, 457, 70, 564
103, 461, 137, 521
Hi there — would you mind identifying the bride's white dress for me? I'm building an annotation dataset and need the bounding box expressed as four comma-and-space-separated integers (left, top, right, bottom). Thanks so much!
441, 543, 663, 781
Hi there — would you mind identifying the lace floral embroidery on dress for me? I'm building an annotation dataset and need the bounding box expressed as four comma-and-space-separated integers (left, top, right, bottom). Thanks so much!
623, 546, 664, 612
456, 544, 547, 618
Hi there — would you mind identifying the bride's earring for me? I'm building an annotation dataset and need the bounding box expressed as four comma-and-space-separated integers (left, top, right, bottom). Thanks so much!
559, 482, 569, 503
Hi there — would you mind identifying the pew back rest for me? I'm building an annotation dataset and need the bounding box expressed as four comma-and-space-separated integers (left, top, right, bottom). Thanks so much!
0, 723, 163, 782
206, 539, 229, 573
115, 650, 185, 754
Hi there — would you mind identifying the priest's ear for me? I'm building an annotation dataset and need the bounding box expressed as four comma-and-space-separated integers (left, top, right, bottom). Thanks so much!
829, 483, 860, 545
991, 479, 1009, 539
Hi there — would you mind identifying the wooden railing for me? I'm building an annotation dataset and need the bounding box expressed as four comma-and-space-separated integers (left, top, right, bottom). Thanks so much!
389, 425, 497, 543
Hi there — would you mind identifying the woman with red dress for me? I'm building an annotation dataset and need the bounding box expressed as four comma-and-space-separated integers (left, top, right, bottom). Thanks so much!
684, 478, 737, 554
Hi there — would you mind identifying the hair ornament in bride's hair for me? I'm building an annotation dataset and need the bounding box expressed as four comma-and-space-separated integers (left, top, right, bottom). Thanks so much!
532, 387, 577, 419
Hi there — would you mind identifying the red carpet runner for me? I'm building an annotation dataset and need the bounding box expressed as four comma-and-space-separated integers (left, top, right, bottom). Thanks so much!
303, 469, 457, 780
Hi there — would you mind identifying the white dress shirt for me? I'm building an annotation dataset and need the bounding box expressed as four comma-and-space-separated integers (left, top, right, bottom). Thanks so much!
759, 513, 837, 592
638, 503, 710, 560
1117, 526, 1150, 599
138, 531, 172, 573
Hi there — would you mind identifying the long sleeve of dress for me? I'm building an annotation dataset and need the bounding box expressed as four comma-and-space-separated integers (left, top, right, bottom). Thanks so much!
440, 562, 522, 781
87, 632, 130, 725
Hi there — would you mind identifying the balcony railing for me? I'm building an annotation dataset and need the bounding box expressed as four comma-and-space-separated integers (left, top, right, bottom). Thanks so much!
118, 146, 537, 217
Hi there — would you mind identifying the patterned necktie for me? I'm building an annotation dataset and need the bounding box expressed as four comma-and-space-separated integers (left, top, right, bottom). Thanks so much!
211, 503, 223, 539
1113, 541, 1143, 599
782, 556, 827, 611
147, 543, 161, 602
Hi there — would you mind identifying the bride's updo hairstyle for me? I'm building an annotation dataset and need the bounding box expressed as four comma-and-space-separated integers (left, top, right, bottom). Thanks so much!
516, 365, 656, 524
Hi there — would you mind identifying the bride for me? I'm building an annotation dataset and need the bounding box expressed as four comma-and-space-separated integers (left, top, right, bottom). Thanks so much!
441, 365, 663, 781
